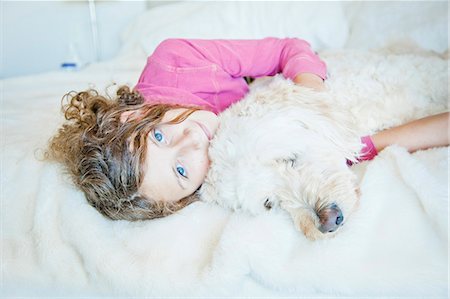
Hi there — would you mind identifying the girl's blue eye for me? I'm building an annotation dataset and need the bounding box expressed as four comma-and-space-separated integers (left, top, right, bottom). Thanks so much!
154, 129, 164, 142
176, 164, 187, 178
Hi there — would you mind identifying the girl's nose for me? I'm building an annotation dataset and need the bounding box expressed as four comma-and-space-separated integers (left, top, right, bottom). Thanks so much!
176, 127, 202, 149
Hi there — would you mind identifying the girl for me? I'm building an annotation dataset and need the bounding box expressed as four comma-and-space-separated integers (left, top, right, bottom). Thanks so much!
47, 38, 449, 221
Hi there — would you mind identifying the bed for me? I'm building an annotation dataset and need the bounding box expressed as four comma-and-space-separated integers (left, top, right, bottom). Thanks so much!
2, 2, 448, 297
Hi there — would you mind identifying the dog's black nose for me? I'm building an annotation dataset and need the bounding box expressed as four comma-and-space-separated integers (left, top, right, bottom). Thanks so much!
317, 203, 344, 233
336, 214, 344, 225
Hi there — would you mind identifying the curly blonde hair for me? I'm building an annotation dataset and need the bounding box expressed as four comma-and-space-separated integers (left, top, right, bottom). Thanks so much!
47, 86, 199, 220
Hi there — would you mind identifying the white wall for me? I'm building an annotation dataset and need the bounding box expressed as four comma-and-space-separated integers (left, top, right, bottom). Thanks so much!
1, 0, 148, 78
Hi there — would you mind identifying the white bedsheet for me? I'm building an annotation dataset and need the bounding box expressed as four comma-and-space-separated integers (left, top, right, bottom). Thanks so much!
1, 1, 448, 297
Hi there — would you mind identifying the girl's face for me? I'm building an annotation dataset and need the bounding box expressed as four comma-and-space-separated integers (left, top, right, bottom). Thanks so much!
139, 108, 219, 203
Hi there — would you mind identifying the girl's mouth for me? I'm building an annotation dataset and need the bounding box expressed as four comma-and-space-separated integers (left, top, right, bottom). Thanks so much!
194, 121, 212, 140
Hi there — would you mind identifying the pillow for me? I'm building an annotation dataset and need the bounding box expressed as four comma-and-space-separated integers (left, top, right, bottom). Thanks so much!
119, 1, 349, 56
343, 2, 448, 53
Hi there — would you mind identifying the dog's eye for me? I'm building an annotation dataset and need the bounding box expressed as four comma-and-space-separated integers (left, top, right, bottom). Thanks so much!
279, 154, 298, 168
264, 198, 272, 210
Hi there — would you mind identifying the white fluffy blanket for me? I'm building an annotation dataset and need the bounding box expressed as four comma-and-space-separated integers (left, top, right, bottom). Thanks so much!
2, 49, 448, 297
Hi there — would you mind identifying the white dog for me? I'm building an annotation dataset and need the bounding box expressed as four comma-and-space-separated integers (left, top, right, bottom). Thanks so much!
199, 49, 447, 241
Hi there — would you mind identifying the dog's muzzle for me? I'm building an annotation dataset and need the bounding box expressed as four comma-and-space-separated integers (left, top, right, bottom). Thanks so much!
316, 203, 344, 233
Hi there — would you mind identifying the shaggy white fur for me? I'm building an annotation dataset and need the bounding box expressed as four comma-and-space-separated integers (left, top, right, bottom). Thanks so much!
200, 49, 448, 240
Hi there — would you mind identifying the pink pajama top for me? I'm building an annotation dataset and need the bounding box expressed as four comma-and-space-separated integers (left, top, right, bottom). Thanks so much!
135, 38, 327, 114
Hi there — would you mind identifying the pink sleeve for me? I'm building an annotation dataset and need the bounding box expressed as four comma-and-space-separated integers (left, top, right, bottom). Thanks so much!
347, 136, 379, 166
359, 135, 378, 161
151, 38, 327, 80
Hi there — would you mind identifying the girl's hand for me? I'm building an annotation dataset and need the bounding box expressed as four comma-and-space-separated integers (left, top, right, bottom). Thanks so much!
293, 73, 326, 91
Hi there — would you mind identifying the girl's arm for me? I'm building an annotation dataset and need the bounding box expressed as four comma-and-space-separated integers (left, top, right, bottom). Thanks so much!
371, 112, 449, 153
353, 112, 448, 165
150, 38, 327, 83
